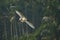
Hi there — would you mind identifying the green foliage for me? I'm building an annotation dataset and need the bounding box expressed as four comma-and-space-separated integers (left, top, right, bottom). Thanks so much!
0, 0, 60, 40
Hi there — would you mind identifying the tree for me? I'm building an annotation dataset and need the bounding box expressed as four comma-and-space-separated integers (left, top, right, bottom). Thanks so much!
0, 0, 60, 40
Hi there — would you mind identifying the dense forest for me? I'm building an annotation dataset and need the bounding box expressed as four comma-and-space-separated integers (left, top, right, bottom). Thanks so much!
0, 0, 60, 40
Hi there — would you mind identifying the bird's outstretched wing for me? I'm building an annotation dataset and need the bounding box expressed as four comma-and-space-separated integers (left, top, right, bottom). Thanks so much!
16, 10, 23, 18
25, 21, 35, 29
16, 10, 35, 29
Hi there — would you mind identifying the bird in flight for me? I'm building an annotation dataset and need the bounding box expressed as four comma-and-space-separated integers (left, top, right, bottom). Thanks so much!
16, 10, 35, 29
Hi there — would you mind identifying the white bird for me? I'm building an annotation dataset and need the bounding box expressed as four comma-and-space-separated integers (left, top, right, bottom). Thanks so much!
16, 10, 35, 29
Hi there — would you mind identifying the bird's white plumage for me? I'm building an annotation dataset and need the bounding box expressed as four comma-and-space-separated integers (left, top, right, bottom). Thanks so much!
16, 10, 23, 18
25, 21, 35, 29
16, 10, 35, 29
